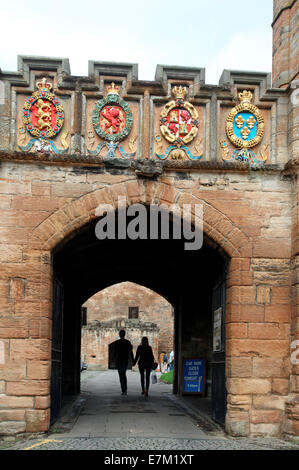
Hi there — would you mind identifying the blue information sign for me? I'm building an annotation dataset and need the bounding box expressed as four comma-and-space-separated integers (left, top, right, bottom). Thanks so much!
182, 358, 205, 394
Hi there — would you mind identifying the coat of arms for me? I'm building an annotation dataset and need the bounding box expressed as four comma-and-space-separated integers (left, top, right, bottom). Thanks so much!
18, 78, 68, 153
220, 90, 268, 164
155, 86, 202, 161
88, 83, 136, 158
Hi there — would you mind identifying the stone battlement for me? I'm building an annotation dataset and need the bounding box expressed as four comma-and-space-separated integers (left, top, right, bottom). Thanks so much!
0, 56, 292, 168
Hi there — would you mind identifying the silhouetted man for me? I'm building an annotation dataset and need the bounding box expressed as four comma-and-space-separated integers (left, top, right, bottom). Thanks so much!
114, 330, 134, 395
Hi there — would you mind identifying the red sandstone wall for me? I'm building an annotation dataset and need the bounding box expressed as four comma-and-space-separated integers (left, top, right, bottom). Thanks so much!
0, 169, 295, 437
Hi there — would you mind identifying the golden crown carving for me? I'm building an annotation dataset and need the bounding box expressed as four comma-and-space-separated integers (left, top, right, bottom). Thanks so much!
107, 82, 120, 95
36, 78, 53, 91
238, 90, 253, 104
172, 86, 187, 100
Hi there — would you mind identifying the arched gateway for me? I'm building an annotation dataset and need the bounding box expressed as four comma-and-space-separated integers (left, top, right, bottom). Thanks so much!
48, 196, 230, 426
0, 0, 298, 438
29, 181, 247, 430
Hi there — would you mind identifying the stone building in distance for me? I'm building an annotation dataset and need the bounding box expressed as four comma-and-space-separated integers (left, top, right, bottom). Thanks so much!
81, 282, 174, 370
0, 0, 298, 438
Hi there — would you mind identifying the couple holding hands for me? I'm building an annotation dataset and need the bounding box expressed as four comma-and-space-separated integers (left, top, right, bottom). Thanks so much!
115, 330, 157, 397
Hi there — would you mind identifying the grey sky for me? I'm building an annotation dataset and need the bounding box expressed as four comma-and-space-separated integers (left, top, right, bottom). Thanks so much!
0, 0, 273, 84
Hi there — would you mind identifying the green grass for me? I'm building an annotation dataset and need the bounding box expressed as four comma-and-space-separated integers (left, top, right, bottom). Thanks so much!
159, 370, 173, 384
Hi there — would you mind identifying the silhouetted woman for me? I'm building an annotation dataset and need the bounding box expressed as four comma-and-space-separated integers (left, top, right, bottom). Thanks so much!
133, 337, 155, 397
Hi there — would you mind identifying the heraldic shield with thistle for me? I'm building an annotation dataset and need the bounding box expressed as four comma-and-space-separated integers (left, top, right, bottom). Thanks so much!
220, 90, 268, 164
155, 86, 203, 161
88, 83, 136, 158
19, 78, 69, 154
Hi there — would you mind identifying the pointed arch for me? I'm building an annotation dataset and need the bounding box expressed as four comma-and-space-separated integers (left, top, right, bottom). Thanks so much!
29, 179, 252, 258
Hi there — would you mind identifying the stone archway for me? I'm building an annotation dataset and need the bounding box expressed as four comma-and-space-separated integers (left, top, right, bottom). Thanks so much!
27, 178, 253, 433
49, 210, 228, 427
29, 179, 251, 258
4, 174, 291, 438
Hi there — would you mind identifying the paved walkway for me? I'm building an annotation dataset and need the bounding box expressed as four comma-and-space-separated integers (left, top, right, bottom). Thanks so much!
52, 370, 217, 440
4, 370, 299, 451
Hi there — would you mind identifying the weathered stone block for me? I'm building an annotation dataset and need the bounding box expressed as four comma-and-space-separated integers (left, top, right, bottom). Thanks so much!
250, 423, 281, 437
272, 378, 289, 395
29, 318, 51, 339
227, 378, 271, 395
227, 394, 252, 411
265, 304, 291, 323
9, 278, 25, 300
0, 318, 28, 339
227, 339, 289, 357
35, 395, 50, 410
0, 360, 26, 381
227, 286, 256, 304
248, 323, 280, 339
0, 395, 34, 409
0, 421, 26, 435
25, 409, 50, 432
27, 361, 51, 380
226, 410, 250, 437
252, 358, 289, 378
226, 323, 248, 339
10, 339, 51, 361
256, 286, 271, 304
253, 395, 287, 410
227, 304, 265, 323
226, 357, 252, 378
251, 409, 283, 424
0, 245, 23, 263
271, 287, 290, 304
6, 380, 49, 396
0, 410, 25, 421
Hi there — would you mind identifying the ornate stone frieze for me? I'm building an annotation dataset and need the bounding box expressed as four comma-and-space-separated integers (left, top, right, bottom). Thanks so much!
0, 57, 284, 167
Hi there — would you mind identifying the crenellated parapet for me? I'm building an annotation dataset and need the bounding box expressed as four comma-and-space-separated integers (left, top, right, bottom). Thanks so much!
0, 55, 291, 168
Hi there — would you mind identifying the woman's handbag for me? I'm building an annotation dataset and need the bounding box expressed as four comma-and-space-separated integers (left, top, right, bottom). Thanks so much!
151, 370, 157, 384
152, 361, 158, 370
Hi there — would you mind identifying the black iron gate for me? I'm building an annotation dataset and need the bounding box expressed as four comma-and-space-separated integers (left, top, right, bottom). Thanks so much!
50, 275, 64, 425
211, 276, 227, 426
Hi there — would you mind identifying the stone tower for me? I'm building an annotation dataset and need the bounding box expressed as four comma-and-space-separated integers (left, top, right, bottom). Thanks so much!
272, 0, 299, 438
272, 0, 298, 88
